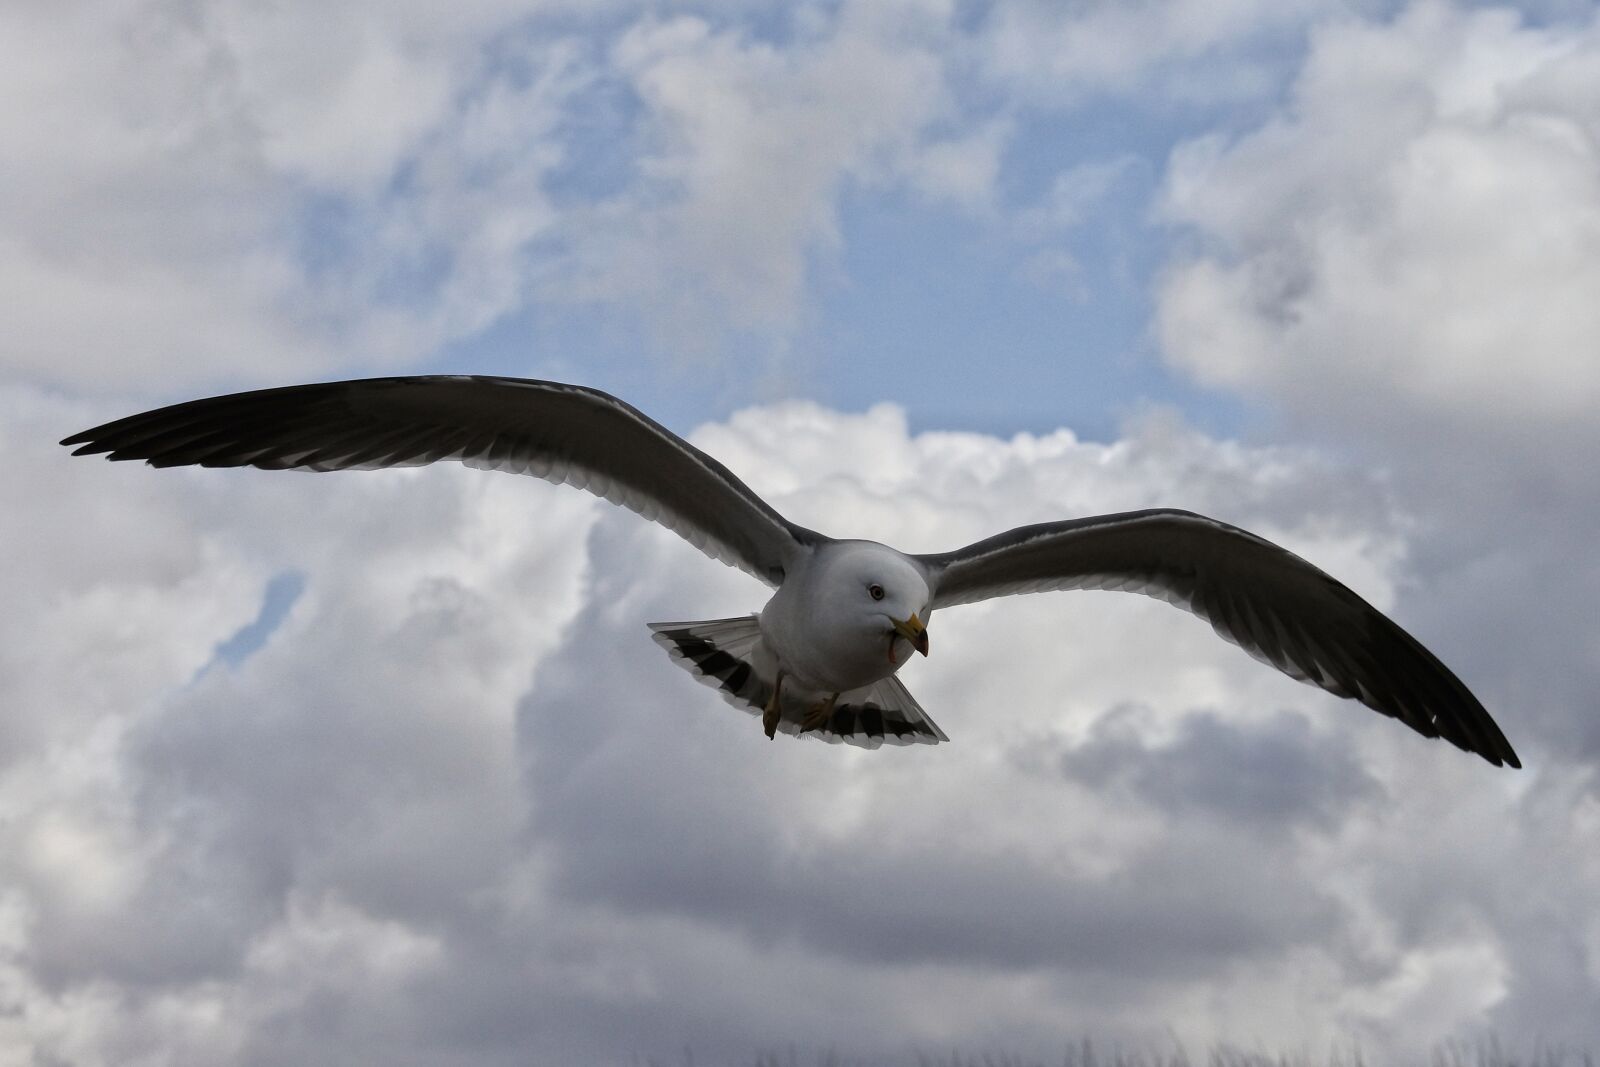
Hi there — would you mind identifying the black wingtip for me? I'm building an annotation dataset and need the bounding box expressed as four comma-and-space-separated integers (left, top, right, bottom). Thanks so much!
61, 426, 121, 455
1460, 725, 1521, 769
1471, 735, 1520, 770
62, 435, 117, 457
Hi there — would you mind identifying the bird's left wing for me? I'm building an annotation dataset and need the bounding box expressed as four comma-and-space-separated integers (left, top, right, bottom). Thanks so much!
915, 508, 1519, 768
62, 376, 821, 586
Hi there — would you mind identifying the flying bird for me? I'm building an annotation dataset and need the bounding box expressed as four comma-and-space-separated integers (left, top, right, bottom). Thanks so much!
61, 376, 1519, 767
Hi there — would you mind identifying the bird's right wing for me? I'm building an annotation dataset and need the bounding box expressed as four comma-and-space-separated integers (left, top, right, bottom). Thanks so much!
916, 508, 1519, 768
61, 375, 822, 586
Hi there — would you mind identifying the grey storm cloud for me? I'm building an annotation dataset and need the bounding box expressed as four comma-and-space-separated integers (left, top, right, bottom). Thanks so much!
1056, 706, 1384, 833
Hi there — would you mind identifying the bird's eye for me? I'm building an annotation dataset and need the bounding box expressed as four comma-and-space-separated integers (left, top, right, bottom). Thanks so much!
869, 583, 885, 601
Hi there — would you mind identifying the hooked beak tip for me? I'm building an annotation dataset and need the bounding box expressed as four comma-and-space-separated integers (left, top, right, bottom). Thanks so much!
895, 613, 929, 657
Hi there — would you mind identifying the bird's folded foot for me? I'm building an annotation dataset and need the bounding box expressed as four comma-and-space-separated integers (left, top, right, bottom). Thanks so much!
763, 674, 784, 740
799, 694, 838, 735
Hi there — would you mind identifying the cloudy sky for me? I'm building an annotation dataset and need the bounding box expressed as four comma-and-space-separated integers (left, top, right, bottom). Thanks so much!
5, 0, 1600, 1063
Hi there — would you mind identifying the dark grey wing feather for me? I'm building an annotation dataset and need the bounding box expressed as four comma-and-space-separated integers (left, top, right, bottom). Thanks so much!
62, 376, 821, 585
916, 508, 1519, 769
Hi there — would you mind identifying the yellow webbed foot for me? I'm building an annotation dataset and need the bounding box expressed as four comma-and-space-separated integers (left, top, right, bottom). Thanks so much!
799, 694, 838, 735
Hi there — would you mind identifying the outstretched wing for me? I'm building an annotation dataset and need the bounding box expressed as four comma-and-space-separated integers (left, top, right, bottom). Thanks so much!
62, 375, 821, 586
916, 508, 1519, 768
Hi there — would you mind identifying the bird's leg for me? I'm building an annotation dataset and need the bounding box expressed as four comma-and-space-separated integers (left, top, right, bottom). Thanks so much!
800, 693, 839, 735
763, 672, 785, 740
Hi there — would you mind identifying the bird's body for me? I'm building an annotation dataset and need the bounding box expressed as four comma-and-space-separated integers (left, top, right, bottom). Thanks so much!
62, 375, 1520, 766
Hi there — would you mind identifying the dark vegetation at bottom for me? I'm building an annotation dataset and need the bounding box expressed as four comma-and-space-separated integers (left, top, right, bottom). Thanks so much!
633, 1037, 1595, 1067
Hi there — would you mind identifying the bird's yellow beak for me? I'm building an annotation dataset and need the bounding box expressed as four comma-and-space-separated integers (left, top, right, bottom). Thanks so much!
893, 613, 929, 657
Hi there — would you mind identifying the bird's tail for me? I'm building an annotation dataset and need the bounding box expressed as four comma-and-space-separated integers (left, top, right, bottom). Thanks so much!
648, 616, 948, 748
648, 615, 775, 714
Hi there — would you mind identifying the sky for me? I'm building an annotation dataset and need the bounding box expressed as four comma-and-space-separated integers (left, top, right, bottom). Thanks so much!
4, 0, 1600, 1064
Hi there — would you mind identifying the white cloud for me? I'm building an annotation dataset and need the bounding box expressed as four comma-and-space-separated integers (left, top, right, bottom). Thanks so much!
9, 387, 1589, 1063
0, 1, 586, 392
978, 0, 1367, 103
1158, 1, 1600, 437
0, 0, 1016, 393
554, 3, 975, 351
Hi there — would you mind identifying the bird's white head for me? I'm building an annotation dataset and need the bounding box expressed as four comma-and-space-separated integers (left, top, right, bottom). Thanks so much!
815, 541, 931, 666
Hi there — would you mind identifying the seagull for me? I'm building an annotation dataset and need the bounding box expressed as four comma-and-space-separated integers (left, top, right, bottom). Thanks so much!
61, 375, 1519, 767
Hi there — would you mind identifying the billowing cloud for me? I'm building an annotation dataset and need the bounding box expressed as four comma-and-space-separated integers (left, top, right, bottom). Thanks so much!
0, 1, 598, 390
1158, 1, 1600, 441
6, 0, 1599, 1063
549, 2, 995, 353
9, 388, 1590, 1064
0, 0, 1010, 394
1147, 14, 1600, 1046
